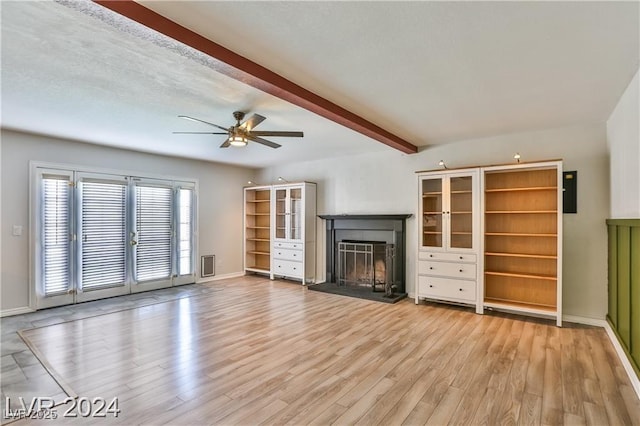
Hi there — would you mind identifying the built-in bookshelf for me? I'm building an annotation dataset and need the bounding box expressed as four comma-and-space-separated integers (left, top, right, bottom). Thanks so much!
483, 162, 562, 326
244, 186, 272, 274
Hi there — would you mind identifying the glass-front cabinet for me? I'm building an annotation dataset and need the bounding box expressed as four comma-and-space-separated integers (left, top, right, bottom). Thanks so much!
416, 168, 480, 313
419, 171, 478, 251
274, 186, 303, 241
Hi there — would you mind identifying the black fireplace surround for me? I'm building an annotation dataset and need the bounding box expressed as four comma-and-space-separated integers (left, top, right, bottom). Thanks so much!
312, 214, 411, 303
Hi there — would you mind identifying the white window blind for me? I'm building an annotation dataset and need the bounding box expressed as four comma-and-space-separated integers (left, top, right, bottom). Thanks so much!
80, 180, 127, 290
135, 185, 172, 282
42, 175, 71, 295
178, 188, 193, 276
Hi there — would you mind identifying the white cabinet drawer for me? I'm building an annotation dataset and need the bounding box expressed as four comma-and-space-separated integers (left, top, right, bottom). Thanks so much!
273, 241, 303, 250
273, 259, 303, 278
273, 248, 302, 262
418, 261, 476, 280
418, 276, 476, 302
418, 251, 476, 263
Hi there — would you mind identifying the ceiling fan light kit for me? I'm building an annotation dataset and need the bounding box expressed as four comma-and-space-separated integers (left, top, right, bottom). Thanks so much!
176, 111, 303, 149
229, 135, 248, 147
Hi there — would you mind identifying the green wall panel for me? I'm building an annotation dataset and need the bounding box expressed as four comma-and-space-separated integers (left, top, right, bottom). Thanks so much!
607, 219, 640, 379
608, 224, 618, 327
631, 227, 640, 369
617, 226, 631, 348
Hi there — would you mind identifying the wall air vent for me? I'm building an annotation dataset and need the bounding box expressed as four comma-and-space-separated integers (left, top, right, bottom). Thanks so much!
201, 255, 215, 277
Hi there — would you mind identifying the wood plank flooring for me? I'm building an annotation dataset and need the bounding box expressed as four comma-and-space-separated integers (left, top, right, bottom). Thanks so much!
16, 276, 640, 425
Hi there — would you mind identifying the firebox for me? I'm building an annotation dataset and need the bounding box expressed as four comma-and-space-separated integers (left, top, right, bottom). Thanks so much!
337, 241, 395, 296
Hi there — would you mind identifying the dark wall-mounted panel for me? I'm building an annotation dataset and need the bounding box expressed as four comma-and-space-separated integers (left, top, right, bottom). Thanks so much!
563, 171, 577, 214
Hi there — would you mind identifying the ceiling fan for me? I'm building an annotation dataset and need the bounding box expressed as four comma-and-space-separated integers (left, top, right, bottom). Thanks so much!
174, 111, 303, 149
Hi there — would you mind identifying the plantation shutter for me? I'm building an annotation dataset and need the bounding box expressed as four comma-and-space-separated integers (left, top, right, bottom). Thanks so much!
80, 179, 127, 290
135, 185, 172, 282
42, 175, 71, 295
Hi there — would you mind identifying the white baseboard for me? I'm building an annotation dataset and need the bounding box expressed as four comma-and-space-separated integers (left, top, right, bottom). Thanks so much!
604, 322, 640, 400
196, 271, 245, 284
562, 314, 607, 327
1, 306, 35, 317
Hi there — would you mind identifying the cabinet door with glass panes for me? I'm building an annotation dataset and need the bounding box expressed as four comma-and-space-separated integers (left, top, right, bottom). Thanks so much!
418, 170, 479, 252
274, 186, 303, 242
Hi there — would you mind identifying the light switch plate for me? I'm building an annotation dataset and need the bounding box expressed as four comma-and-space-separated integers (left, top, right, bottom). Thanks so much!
12, 225, 23, 236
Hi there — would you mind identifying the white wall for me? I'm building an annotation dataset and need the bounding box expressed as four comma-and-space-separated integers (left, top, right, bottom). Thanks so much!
258, 123, 610, 320
607, 68, 640, 218
1, 130, 256, 313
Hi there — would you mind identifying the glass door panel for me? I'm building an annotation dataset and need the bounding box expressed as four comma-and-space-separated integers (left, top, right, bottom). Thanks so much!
422, 178, 443, 248
275, 189, 286, 239
132, 182, 173, 291
174, 186, 196, 285
449, 176, 473, 249
289, 188, 302, 241
76, 174, 130, 303
35, 169, 75, 309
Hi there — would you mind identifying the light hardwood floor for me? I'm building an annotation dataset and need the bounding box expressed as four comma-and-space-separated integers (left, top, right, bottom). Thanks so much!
14, 276, 640, 425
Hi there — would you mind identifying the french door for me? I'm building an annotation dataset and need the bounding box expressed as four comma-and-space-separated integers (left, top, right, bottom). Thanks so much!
34, 167, 196, 309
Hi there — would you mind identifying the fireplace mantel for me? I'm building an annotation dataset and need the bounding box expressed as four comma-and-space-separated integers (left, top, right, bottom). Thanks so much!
319, 214, 412, 221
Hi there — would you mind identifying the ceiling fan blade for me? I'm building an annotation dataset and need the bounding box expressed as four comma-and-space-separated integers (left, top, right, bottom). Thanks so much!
249, 131, 304, 138
173, 131, 228, 135
240, 114, 266, 131
220, 138, 231, 148
247, 135, 281, 149
178, 115, 229, 132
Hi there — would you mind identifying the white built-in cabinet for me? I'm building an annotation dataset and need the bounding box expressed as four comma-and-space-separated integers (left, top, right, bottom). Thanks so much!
416, 161, 563, 326
243, 182, 316, 284
416, 169, 481, 312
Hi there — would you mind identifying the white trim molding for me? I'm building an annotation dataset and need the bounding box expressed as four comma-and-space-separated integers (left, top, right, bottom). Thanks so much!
196, 271, 246, 284
562, 315, 607, 328
604, 321, 640, 400
1, 306, 36, 317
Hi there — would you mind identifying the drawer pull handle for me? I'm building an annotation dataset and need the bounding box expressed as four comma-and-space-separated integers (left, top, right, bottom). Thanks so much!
459, 269, 463, 272
293, 267, 297, 270
429, 285, 433, 288
429, 254, 433, 258
459, 256, 463, 259
459, 288, 463, 291
429, 267, 433, 270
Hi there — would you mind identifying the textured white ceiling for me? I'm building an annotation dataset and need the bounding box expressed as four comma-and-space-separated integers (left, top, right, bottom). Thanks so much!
2, 1, 638, 168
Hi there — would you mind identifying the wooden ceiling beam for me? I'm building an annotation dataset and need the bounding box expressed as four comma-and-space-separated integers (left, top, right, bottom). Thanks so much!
94, 0, 418, 154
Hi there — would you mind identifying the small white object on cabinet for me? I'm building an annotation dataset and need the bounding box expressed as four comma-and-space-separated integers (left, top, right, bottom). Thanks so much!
415, 169, 481, 313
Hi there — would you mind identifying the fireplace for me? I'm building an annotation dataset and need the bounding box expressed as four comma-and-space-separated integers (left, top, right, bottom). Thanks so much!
311, 214, 411, 303
337, 241, 395, 294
